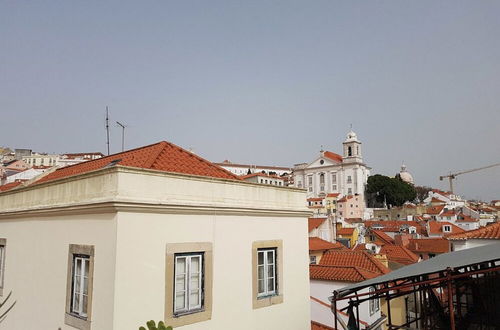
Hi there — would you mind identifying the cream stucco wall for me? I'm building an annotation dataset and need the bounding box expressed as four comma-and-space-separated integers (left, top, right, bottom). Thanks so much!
0, 166, 311, 330
0, 213, 117, 330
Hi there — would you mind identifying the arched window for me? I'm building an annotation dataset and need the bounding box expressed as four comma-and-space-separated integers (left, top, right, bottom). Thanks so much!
348, 146, 352, 157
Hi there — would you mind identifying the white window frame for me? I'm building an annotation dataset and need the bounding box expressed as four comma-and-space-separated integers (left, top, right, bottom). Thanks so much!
369, 286, 380, 315
443, 225, 451, 233
309, 255, 317, 265
71, 255, 90, 318
257, 248, 277, 298
174, 253, 204, 315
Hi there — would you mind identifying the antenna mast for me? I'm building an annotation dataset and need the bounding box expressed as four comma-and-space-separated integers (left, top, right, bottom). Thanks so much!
105, 106, 110, 155
116, 121, 126, 152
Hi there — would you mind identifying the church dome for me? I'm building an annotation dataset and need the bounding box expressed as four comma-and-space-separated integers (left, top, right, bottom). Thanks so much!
398, 164, 414, 185
345, 130, 358, 142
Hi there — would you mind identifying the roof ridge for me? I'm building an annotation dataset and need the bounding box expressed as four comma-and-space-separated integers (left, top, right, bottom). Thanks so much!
143, 141, 168, 168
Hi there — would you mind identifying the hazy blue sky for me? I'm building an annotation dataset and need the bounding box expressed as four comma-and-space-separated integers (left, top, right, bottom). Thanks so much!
1, 1, 499, 200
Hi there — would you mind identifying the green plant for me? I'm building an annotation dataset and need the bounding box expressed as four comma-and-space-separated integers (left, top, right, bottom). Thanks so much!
139, 320, 172, 330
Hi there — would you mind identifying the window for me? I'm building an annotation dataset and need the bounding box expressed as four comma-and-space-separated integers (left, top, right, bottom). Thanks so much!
165, 242, 212, 327
348, 188, 352, 195
297, 181, 302, 188
331, 173, 337, 184
369, 287, 380, 315
257, 249, 276, 297
443, 225, 451, 233
332, 185, 337, 191
308, 176, 313, 192
0, 238, 6, 296
347, 176, 352, 184
309, 255, 317, 265
348, 146, 352, 157
65, 244, 94, 330
319, 173, 325, 192
252, 240, 283, 309
174, 253, 203, 315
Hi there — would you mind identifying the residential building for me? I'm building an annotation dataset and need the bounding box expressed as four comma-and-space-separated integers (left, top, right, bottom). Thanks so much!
308, 237, 345, 265
337, 194, 365, 220
23, 153, 59, 167
215, 160, 292, 177
292, 130, 371, 201
447, 222, 500, 251
57, 152, 104, 167
426, 221, 465, 238
240, 172, 284, 186
0, 141, 311, 330
406, 238, 450, 260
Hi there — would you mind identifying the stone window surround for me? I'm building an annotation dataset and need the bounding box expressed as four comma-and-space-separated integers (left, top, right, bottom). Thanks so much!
252, 240, 284, 309
0, 238, 6, 297
165, 242, 213, 328
65, 244, 95, 330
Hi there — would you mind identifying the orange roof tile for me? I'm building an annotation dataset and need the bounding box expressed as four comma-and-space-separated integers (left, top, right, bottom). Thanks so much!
307, 197, 324, 202
323, 151, 343, 163
380, 245, 419, 265
428, 221, 465, 235
319, 250, 390, 275
371, 230, 395, 244
337, 227, 354, 236
311, 321, 335, 330
309, 265, 379, 282
447, 222, 500, 240
426, 205, 445, 215
456, 214, 478, 223
309, 218, 326, 232
35, 141, 240, 185
408, 238, 450, 254
326, 193, 340, 198
0, 181, 22, 192
309, 237, 346, 251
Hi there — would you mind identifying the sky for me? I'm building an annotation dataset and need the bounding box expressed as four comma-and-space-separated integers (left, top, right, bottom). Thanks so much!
1, 1, 499, 201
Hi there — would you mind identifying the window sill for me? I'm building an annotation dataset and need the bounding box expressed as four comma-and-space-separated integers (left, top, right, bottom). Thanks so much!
65, 312, 91, 330
173, 308, 204, 318
167, 308, 211, 327
253, 293, 283, 309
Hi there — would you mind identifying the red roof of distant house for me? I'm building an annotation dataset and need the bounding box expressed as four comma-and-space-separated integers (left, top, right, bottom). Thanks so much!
309, 218, 326, 232
408, 238, 450, 254
323, 151, 343, 163
307, 197, 324, 202
327, 193, 340, 198
456, 214, 478, 223
337, 227, 355, 236
428, 221, 465, 235
309, 237, 346, 251
0, 181, 23, 192
337, 195, 354, 203
344, 218, 363, 224
439, 211, 456, 217
35, 141, 240, 185
311, 320, 335, 330
432, 189, 451, 196
371, 230, 395, 244
310, 265, 379, 282
380, 245, 419, 265
426, 205, 445, 215
447, 222, 500, 240
430, 197, 446, 203
319, 250, 390, 275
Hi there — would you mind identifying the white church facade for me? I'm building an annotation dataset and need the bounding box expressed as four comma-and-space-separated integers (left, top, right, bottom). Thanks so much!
292, 131, 371, 201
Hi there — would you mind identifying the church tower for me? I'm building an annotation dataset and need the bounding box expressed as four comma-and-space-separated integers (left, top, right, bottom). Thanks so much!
342, 130, 363, 164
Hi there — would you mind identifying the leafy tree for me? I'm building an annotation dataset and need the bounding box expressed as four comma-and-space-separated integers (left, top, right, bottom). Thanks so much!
414, 185, 432, 202
366, 174, 417, 207
139, 320, 172, 330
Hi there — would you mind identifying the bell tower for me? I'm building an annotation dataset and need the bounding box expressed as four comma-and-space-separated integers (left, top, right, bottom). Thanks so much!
342, 130, 363, 164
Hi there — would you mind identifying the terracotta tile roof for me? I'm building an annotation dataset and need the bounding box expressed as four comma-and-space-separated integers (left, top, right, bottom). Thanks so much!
310, 264, 380, 282
309, 218, 326, 232
426, 205, 445, 215
326, 193, 340, 198
337, 227, 354, 236
408, 238, 450, 254
319, 250, 390, 275
428, 221, 465, 235
307, 197, 324, 202
431, 197, 446, 203
337, 195, 354, 203
323, 151, 343, 163
0, 181, 23, 192
371, 230, 395, 244
309, 237, 346, 251
344, 217, 363, 224
311, 320, 335, 330
447, 222, 500, 240
380, 245, 419, 265
439, 211, 456, 217
35, 141, 240, 185
456, 214, 478, 223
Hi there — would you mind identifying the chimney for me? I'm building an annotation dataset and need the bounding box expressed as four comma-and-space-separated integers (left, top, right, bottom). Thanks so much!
395, 234, 411, 247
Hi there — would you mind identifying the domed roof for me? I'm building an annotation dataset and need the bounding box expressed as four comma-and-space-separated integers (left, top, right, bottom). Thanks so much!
398, 164, 414, 184
345, 130, 359, 142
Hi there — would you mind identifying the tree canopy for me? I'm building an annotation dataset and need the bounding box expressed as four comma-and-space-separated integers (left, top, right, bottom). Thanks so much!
366, 174, 417, 207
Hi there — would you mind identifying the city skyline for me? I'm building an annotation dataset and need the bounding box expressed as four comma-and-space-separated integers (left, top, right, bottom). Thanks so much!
1, 1, 499, 200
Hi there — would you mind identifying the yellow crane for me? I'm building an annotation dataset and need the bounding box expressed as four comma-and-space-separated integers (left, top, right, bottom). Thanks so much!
439, 162, 500, 193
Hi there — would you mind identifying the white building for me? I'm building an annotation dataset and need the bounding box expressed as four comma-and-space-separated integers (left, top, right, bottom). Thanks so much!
240, 172, 285, 186
292, 130, 370, 201
215, 161, 292, 177
0, 141, 311, 330
23, 153, 59, 167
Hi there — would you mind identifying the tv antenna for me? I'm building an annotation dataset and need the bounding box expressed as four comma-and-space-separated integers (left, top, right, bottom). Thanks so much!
105, 106, 110, 155
116, 121, 127, 152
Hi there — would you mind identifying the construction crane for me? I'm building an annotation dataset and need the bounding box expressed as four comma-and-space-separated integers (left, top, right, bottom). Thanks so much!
439, 162, 500, 193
